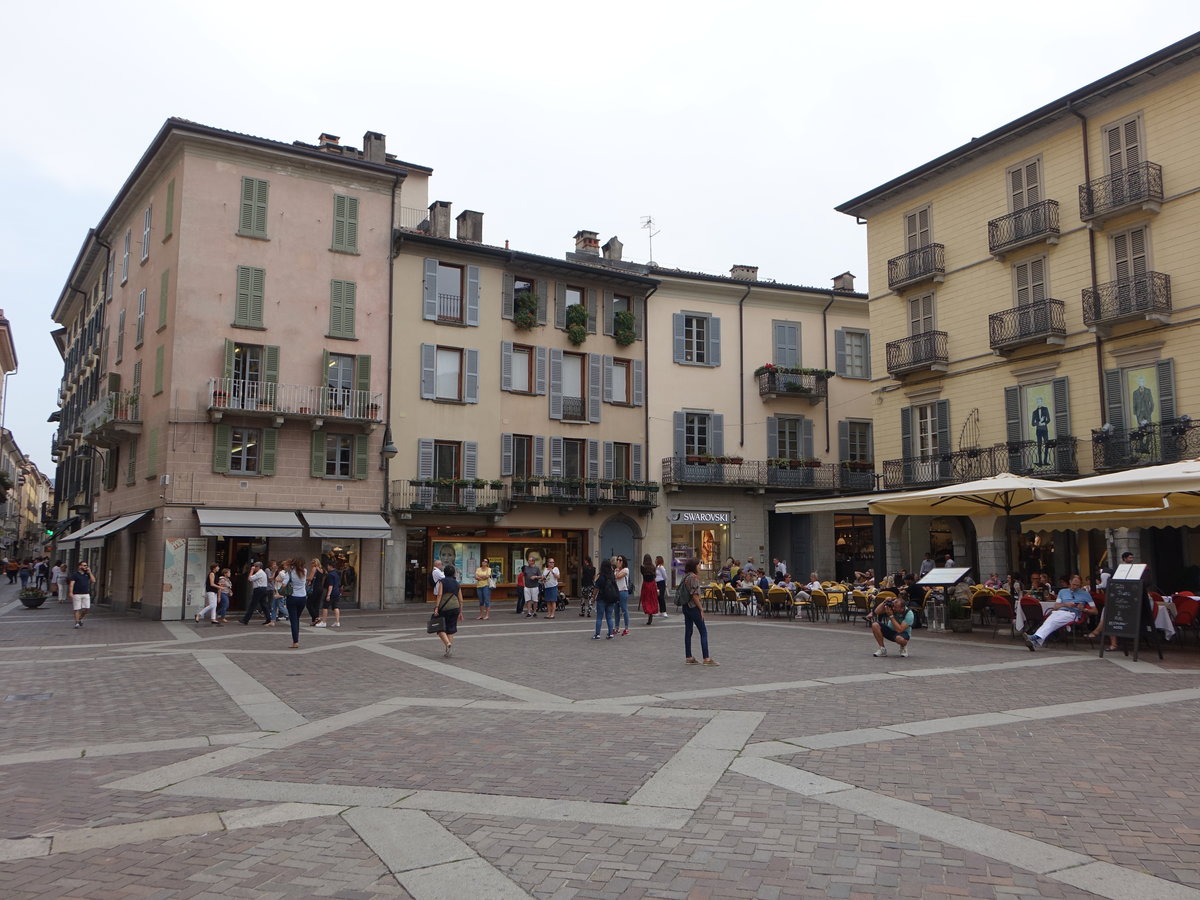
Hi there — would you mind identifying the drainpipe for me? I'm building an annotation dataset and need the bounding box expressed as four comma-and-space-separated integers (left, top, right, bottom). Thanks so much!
1069, 105, 1106, 425
641, 285, 657, 481
821, 292, 837, 454
737, 283, 751, 448
383, 175, 400, 610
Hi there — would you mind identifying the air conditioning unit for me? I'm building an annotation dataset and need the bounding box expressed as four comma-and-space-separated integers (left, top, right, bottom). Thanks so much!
160, 474, 171, 486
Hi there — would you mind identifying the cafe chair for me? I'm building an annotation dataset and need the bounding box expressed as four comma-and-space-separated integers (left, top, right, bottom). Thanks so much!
750, 584, 767, 617
1173, 594, 1199, 644
809, 589, 830, 623
848, 589, 871, 626
1019, 596, 1045, 634
722, 583, 741, 615
988, 596, 1016, 640
970, 589, 993, 626
767, 586, 794, 619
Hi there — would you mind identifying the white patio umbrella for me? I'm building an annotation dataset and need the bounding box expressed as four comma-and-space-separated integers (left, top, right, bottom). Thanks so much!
867, 472, 1101, 518
1031, 457, 1200, 509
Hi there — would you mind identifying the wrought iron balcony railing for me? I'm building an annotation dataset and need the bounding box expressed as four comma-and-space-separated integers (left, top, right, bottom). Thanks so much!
80, 390, 143, 447
1092, 418, 1198, 472
988, 299, 1066, 352
756, 369, 829, 403
1079, 162, 1163, 223
1082, 272, 1171, 328
887, 243, 945, 290
988, 200, 1060, 256
392, 479, 511, 515
561, 396, 586, 422
883, 445, 1005, 490
837, 463, 877, 493
207, 378, 383, 421
1003, 436, 1079, 478
661, 457, 842, 491
509, 477, 658, 507
885, 331, 948, 376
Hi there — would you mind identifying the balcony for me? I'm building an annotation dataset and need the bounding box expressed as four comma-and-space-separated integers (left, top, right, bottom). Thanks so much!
988, 299, 1066, 353
887, 243, 944, 291
1082, 272, 1171, 330
661, 457, 838, 493
437, 292, 463, 323
885, 331, 948, 377
392, 479, 511, 516
1079, 162, 1163, 226
987, 200, 1060, 258
1092, 418, 1197, 473
1003, 437, 1079, 478
837, 462, 877, 493
510, 477, 658, 509
561, 395, 586, 422
883, 445, 1005, 490
756, 368, 829, 404
207, 378, 383, 427
80, 390, 142, 448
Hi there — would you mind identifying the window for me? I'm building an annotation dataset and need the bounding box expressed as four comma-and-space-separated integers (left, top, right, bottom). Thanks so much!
512, 434, 532, 478
561, 351, 585, 421
230, 427, 262, 474
1008, 157, 1041, 211
121, 230, 130, 283
685, 412, 710, 456
610, 358, 629, 404
1112, 226, 1148, 282
424, 259, 480, 326
915, 402, 938, 459
116, 310, 125, 364
158, 269, 169, 330
311, 431, 367, 479
436, 262, 463, 322
238, 177, 269, 238
164, 179, 175, 240
502, 342, 543, 394
673, 312, 720, 366
611, 293, 629, 334
1013, 257, 1046, 305
324, 434, 354, 478
434, 441, 459, 480
909, 293, 934, 335
420, 344, 478, 402
772, 321, 800, 368
331, 194, 358, 253
844, 421, 873, 463
835, 328, 870, 379
511, 345, 532, 392
905, 206, 930, 250
563, 438, 585, 479
435, 348, 462, 400
326, 353, 355, 407
566, 286, 584, 309
610, 442, 631, 481
1103, 114, 1142, 174
776, 417, 802, 459
234, 265, 265, 327
136, 290, 146, 346
328, 280, 357, 338
233, 343, 263, 387
141, 205, 152, 261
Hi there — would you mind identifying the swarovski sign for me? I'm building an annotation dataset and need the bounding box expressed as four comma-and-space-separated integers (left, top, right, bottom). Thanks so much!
668, 510, 731, 524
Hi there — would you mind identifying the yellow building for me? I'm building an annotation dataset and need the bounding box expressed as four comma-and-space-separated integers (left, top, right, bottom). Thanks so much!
837, 33, 1200, 584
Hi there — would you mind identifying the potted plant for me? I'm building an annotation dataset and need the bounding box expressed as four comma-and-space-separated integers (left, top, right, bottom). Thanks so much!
19, 587, 48, 609
945, 595, 973, 633
566, 303, 588, 345
489, 480, 504, 490
368, 403, 381, 419
212, 389, 228, 407
513, 290, 540, 330
613, 310, 637, 346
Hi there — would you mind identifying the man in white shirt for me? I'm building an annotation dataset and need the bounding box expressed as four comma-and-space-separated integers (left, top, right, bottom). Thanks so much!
918, 553, 935, 578
241, 562, 271, 625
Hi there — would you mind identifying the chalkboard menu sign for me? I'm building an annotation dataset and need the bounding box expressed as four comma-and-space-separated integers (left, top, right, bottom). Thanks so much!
1103, 579, 1143, 639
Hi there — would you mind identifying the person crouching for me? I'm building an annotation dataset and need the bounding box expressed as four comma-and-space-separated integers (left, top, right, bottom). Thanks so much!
870, 596, 913, 659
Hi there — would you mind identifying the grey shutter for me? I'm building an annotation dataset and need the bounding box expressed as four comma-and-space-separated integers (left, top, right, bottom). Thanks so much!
603, 291, 614, 336
1052, 377, 1070, 439
554, 283, 567, 329
773, 322, 799, 367
549, 348, 563, 420
632, 360, 644, 407
865, 423, 874, 462
466, 266, 480, 326
1104, 369, 1125, 431
801, 417, 814, 458
417, 438, 434, 507
1157, 359, 1176, 423
634, 295, 644, 340
587, 439, 600, 500
862, 333, 872, 379
838, 420, 849, 461
464, 349, 479, 403
834, 329, 847, 375
708, 317, 721, 367
501, 434, 514, 477
586, 288, 598, 333
422, 259, 439, 321
501, 341, 513, 391
673, 411, 686, 456
462, 441, 478, 508
936, 400, 951, 478
420, 343, 436, 399
549, 437, 564, 476
603, 441, 614, 479
711, 414, 725, 456
672, 313, 685, 363
767, 416, 779, 457
602, 355, 613, 402
1004, 386, 1022, 444
501, 272, 515, 320
900, 406, 913, 483
588, 353, 602, 422
632, 443, 643, 482
536, 279, 549, 325
535, 346, 548, 395
534, 435, 545, 476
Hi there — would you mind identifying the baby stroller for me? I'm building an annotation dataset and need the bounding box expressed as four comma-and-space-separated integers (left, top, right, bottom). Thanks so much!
535, 584, 568, 614
578, 586, 596, 618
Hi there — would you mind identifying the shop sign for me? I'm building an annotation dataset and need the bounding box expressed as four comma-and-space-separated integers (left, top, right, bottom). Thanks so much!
668, 510, 730, 524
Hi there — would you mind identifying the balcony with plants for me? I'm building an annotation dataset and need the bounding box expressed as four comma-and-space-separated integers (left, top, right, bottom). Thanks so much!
80, 390, 142, 448
509, 477, 658, 508
987, 199, 1060, 258
392, 479, 511, 515
887, 243, 944, 291
1091, 416, 1197, 473
754, 364, 831, 403
207, 378, 383, 426
1078, 162, 1163, 226
885, 331, 948, 377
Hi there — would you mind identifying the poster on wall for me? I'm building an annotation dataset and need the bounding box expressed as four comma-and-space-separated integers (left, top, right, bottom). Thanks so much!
1023, 381, 1054, 468
1126, 365, 1159, 426
433, 541, 481, 578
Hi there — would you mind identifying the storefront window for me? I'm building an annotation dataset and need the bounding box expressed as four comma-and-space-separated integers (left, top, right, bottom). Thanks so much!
322, 539, 360, 602
669, 511, 730, 586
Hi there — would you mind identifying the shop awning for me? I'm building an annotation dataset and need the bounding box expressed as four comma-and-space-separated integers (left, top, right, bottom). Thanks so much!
774, 494, 886, 515
1021, 507, 1200, 531
78, 511, 151, 550
195, 508, 303, 537
61, 517, 117, 545
300, 511, 392, 539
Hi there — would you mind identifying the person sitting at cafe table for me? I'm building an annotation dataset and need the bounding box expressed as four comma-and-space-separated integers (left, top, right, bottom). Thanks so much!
1024, 573, 1095, 651
870, 595, 914, 658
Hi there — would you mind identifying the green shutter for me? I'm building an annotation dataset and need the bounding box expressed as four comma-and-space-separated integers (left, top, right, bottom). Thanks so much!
132, 360, 142, 397
261, 428, 279, 476
263, 345, 279, 407
147, 427, 159, 477
329, 280, 357, 337
250, 268, 265, 326
342, 281, 356, 336
126, 437, 138, 484
154, 346, 164, 395
158, 269, 169, 329
104, 448, 119, 491
164, 178, 175, 239
354, 434, 369, 480
356, 354, 371, 394
223, 339, 235, 381
239, 177, 269, 237
332, 194, 358, 252
234, 266, 265, 326
311, 431, 326, 477
213, 424, 231, 473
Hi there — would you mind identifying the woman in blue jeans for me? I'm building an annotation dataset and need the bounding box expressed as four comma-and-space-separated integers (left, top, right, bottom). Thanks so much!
282, 559, 308, 648
680, 557, 718, 665
593, 559, 618, 639
614, 555, 631, 636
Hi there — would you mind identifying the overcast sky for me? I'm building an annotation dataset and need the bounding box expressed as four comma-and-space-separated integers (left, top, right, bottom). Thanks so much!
2, 0, 1196, 475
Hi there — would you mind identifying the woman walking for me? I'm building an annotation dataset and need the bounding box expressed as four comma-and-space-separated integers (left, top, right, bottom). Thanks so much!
614, 555, 631, 636
196, 564, 221, 625
579, 556, 596, 618
282, 558, 308, 648
268, 561, 288, 625
640, 554, 660, 625
680, 557, 718, 666
306, 558, 325, 626
435, 565, 463, 657
475, 558, 493, 619
543, 556, 561, 619
655, 555, 668, 618
216, 568, 232, 622
592, 558, 618, 639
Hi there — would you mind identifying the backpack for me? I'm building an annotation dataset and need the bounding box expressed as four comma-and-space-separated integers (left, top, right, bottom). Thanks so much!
599, 575, 620, 604
675, 579, 693, 608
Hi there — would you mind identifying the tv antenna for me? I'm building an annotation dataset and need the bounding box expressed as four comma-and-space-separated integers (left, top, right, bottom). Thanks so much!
641, 216, 660, 266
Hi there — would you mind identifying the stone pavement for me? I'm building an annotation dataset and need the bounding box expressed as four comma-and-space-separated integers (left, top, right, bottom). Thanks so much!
2, 584, 1199, 899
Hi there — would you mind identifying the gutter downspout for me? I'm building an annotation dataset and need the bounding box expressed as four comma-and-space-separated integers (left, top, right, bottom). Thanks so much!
384, 174, 399, 610
641, 285, 657, 494
737, 283, 751, 449
821, 292, 837, 454
1069, 105, 1105, 425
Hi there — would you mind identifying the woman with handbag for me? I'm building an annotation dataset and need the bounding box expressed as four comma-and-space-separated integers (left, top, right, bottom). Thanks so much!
434, 564, 463, 657
640, 554, 660, 625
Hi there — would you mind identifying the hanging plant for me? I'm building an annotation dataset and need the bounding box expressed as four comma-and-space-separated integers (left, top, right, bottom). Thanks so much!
566, 303, 588, 345
567, 324, 587, 345
513, 291, 540, 330
613, 310, 636, 346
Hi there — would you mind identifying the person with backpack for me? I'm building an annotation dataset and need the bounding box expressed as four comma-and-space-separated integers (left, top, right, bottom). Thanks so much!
679, 557, 718, 666
434, 565, 463, 657
592, 558, 620, 640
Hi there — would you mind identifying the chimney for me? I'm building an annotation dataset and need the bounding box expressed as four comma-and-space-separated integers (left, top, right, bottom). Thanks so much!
832, 271, 856, 292
574, 230, 600, 255
602, 236, 623, 261
456, 210, 484, 243
730, 265, 758, 281
318, 132, 341, 149
429, 201, 452, 239
362, 131, 386, 164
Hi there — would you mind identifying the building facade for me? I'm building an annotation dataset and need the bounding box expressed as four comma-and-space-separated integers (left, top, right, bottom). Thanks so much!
836, 34, 1200, 585
50, 120, 431, 617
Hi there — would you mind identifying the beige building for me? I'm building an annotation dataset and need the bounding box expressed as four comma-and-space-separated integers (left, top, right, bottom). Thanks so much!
51, 120, 430, 617
836, 33, 1200, 584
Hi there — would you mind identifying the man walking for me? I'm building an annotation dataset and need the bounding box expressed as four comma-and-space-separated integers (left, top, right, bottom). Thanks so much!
241, 562, 271, 625
68, 561, 96, 628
